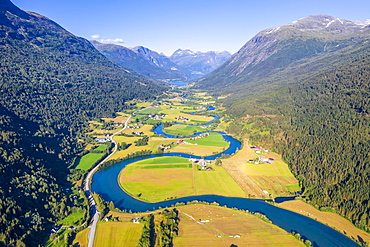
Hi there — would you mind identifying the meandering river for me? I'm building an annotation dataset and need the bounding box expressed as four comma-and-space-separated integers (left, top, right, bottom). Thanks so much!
91, 105, 360, 247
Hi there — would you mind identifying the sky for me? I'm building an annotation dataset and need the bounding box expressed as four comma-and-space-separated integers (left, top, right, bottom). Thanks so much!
11, 0, 370, 56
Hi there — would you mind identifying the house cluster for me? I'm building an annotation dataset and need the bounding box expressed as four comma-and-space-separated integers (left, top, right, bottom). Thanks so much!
50, 225, 62, 234
250, 146, 269, 153
260, 157, 275, 164
156, 139, 196, 151
133, 131, 144, 135
176, 116, 190, 121
248, 157, 274, 164
95, 137, 109, 143
132, 217, 141, 223
148, 114, 166, 120
157, 143, 172, 151
190, 132, 209, 140
190, 159, 213, 171
228, 234, 241, 238
104, 216, 120, 222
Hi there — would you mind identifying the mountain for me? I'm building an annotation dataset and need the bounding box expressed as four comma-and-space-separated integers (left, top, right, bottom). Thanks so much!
195, 15, 370, 91
0, 1, 165, 245
91, 41, 189, 81
195, 15, 370, 229
170, 49, 231, 79
92, 42, 231, 81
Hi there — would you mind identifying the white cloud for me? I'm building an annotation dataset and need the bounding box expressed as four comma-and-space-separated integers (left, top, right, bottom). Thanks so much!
100, 38, 125, 44
90, 34, 100, 39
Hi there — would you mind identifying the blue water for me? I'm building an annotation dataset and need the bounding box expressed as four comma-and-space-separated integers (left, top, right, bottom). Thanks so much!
168, 81, 189, 87
91, 104, 360, 247
92, 153, 359, 247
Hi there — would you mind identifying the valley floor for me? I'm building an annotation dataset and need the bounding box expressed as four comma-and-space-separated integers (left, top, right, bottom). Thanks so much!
62, 90, 368, 247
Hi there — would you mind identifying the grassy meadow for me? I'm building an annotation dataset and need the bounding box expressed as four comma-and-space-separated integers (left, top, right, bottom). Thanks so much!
174, 204, 305, 247
75, 153, 105, 170
72, 228, 89, 247
93, 144, 108, 152
222, 141, 300, 198
163, 124, 206, 136
87, 204, 304, 247
119, 157, 246, 202
57, 212, 84, 226
94, 222, 143, 247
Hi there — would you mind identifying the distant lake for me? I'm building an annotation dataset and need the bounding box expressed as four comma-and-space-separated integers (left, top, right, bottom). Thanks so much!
168, 81, 189, 86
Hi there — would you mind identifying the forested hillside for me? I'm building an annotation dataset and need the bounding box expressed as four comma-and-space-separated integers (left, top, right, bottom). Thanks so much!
0, 1, 165, 245
91, 41, 189, 81
198, 16, 370, 230
279, 58, 370, 230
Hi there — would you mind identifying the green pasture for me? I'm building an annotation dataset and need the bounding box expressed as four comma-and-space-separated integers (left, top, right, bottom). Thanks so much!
135, 156, 189, 165
286, 184, 301, 192
187, 132, 229, 147
75, 153, 105, 170
141, 164, 192, 169
136, 107, 162, 115
95, 222, 143, 247
194, 165, 245, 197
162, 124, 205, 136
94, 144, 108, 151
119, 157, 246, 202
58, 212, 84, 226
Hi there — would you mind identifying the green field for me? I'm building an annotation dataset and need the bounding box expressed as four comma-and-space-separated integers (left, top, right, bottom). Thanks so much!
141, 164, 192, 169
136, 107, 162, 115
135, 156, 189, 164
94, 222, 143, 247
94, 144, 108, 151
75, 152, 105, 170
194, 165, 245, 196
187, 132, 228, 147
58, 212, 84, 226
163, 124, 207, 136
119, 157, 246, 202
174, 204, 305, 247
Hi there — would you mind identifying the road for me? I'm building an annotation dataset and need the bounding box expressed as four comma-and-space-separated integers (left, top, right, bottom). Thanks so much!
85, 115, 131, 247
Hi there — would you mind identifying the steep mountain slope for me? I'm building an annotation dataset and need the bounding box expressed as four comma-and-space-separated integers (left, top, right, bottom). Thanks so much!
0, 1, 165, 246
195, 15, 370, 230
170, 49, 231, 79
131, 46, 190, 80
195, 15, 370, 91
91, 41, 189, 80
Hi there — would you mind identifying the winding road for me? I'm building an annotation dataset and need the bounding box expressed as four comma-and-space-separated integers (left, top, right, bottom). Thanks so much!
84, 115, 131, 247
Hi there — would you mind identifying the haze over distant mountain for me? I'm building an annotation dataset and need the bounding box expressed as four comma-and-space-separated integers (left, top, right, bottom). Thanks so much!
91, 41, 188, 81
170, 49, 231, 79
92, 41, 231, 81
195, 14, 370, 230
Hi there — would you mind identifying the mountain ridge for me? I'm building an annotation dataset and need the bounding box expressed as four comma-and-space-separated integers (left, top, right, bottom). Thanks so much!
91, 40, 188, 81
193, 14, 370, 231
0, 1, 165, 245
170, 49, 231, 78
195, 14, 370, 89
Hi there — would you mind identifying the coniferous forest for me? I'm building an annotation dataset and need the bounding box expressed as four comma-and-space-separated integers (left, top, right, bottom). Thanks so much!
222, 45, 370, 231
1, 0, 370, 245
0, 1, 165, 245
